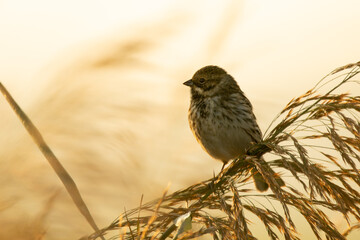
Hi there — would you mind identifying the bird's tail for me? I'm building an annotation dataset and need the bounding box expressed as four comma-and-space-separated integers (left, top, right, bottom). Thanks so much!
252, 169, 285, 192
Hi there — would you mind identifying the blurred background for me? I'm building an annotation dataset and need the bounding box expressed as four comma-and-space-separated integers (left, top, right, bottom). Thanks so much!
0, 0, 359, 239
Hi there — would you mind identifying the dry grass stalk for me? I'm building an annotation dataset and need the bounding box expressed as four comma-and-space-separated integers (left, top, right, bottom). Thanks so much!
90, 63, 360, 240
87, 61, 360, 240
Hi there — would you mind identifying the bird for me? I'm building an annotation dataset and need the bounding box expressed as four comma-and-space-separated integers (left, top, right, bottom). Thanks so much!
184, 65, 283, 191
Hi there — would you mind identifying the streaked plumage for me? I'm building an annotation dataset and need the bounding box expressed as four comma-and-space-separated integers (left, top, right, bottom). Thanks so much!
184, 66, 270, 191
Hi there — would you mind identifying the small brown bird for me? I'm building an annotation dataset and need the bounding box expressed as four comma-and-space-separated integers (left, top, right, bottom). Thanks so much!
184, 65, 281, 191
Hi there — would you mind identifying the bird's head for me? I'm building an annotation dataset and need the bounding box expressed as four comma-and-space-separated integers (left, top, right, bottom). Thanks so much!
183, 65, 239, 97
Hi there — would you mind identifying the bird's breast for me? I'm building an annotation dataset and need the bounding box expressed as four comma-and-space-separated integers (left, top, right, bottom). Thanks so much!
188, 96, 255, 162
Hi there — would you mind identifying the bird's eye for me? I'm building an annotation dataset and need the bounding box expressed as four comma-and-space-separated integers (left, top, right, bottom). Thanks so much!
199, 78, 205, 84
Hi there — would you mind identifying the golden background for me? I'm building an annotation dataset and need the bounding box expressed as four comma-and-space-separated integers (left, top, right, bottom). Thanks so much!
0, 0, 359, 239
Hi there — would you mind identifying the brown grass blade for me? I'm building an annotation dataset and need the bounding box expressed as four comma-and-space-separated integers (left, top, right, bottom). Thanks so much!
0, 83, 105, 240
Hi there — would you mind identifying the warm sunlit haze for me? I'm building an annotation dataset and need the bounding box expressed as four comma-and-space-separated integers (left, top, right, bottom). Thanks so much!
0, 0, 359, 239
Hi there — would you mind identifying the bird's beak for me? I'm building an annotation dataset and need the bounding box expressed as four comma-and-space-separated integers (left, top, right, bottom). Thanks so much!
183, 79, 193, 87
